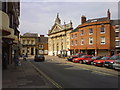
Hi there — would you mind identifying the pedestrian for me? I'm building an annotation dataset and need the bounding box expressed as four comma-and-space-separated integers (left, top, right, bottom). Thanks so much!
23, 54, 26, 61
13, 54, 19, 67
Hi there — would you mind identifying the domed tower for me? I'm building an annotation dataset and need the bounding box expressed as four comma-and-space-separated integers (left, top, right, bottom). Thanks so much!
55, 13, 61, 24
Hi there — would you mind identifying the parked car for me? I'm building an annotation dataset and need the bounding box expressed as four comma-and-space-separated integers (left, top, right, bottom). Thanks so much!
34, 54, 45, 62
92, 56, 110, 66
113, 60, 120, 70
72, 55, 92, 63
83, 56, 102, 65
104, 54, 120, 68
67, 53, 85, 62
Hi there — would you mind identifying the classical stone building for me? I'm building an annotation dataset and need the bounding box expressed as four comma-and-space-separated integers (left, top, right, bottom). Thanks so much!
48, 13, 73, 56
70, 9, 118, 56
1, 1, 20, 69
20, 33, 38, 56
38, 35, 48, 55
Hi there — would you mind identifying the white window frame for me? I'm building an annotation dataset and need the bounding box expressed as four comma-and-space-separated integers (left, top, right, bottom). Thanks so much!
81, 38, 84, 45
100, 27, 105, 34
81, 30, 84, 35
75, 40, 78, 46
115, 25, 119, 30
89, 37, 93, 45
89, 28, 93, 35
100, 37, 106, 45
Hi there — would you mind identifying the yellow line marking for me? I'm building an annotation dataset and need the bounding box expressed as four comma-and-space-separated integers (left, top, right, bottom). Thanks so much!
28, 61, 63, 89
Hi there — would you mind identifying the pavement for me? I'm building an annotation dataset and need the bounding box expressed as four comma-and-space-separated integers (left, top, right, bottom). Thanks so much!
2, 56, 54, 89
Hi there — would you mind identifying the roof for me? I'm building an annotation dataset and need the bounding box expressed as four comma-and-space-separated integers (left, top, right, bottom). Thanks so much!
38, 37, 48, 43
110, 20, 120, 25
22, 33, 38, 37
85, 17, 108, 23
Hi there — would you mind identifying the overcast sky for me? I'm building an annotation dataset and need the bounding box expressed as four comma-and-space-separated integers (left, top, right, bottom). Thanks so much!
19, 1, 119, 36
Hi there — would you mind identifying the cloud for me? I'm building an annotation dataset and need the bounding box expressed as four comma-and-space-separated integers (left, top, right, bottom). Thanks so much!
19, 2, 118, 36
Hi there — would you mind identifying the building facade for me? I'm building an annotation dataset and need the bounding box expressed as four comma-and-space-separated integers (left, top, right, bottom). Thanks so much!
48, 13, 73, 56
20, 33, 38, 56
38, 35, 48, 55
111, 20, 120, 54
1, 1, 20, 69
70, 9, 117, 56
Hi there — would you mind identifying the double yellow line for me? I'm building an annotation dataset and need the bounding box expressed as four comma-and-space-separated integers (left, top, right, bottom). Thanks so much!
28, 61, 63, 89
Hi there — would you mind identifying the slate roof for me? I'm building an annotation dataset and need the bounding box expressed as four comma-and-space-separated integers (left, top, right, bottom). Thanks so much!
110, 20, 120, 25
85, 17, 108, 23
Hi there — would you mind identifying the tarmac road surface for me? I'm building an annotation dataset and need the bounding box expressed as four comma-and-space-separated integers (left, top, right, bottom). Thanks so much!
29, 56, 119, 88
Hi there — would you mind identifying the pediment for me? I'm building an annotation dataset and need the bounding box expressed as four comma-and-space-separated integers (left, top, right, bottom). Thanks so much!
50, 24, 63, 34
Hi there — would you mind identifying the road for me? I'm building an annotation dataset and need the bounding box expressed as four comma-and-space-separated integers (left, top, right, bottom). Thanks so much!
29, 56, 119, 88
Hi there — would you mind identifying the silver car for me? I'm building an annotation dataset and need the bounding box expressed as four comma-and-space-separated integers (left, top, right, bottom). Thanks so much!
113, 60, 120, 70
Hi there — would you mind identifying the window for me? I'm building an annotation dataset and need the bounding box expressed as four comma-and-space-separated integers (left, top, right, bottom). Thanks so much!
89, 37, 93, 45
27, 40, 30, 44
75, 40, 78, 45
81, 38, 84, 45
81, 30, 84, 35
116, 41, 120, 46
31, 40, 34, 44
71, 41, 74, 46
115, 32, 119, 37
23, 40, 25, 44
100, 37, 105, 44
100, 27, 105, 33
67, 41, 69, 45
39, 44, 43, 48
71, 34, 74, 39
115, 25, 119, 30
75, 34, 77, 38
89, 28, 93, 34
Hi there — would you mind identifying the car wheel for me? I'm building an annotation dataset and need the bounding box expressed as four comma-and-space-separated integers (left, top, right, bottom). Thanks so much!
79, 61, 83, 64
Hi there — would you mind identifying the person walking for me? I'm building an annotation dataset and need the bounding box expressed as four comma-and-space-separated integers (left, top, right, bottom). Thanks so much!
23, 54, 26, 61
13, 54, 19, 67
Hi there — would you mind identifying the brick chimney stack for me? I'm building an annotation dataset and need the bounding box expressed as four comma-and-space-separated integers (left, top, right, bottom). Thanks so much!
81, 15, 86, 24
40, 35, 44, 37
107, 9, 110, 20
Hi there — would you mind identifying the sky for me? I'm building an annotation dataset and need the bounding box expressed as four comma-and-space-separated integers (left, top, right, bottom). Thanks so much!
19, 0, 119, 36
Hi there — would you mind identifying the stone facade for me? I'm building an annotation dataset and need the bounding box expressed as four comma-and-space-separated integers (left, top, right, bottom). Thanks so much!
48, 13, 73, 56
20, 33, 38, 56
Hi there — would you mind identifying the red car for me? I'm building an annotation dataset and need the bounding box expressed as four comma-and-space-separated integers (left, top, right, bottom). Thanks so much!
72, 55, 92, 63
104, 54, 120, 68
93, 56, 110, 66
83, 56, 102, 64
67, 53, 85, 62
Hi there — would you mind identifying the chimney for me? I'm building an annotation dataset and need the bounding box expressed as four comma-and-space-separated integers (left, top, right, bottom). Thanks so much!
81, 15, 86, 24
40, 35, 44, 37
107, 9, 110, 20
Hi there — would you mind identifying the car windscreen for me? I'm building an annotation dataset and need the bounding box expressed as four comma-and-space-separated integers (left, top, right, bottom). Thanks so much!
37, 55, 44, 58
109, 55, 119, 60
100, 57, 109, 60
91, 56, 99, 59
80, 55, 85, 58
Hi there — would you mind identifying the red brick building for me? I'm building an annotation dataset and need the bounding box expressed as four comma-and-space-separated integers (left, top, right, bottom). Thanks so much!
70, 9, 119, 56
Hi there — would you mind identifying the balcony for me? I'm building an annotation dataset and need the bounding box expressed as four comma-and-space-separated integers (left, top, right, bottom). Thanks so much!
0, 10, 11, 36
